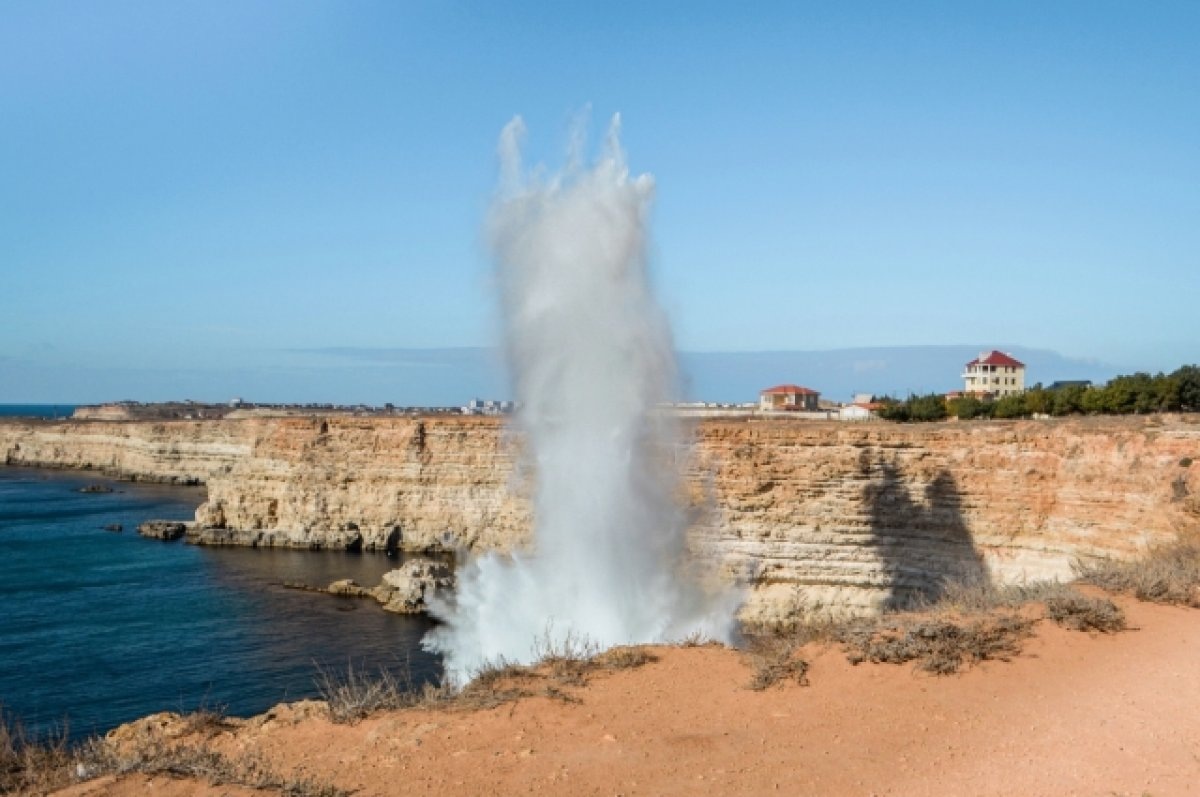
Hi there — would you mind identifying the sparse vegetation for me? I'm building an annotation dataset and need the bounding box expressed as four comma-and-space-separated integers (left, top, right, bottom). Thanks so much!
741, 579, 1129, 682
453, 635, 659, 710
1, 711, 74, 795
744, 638, 809, 690
674, 630, 718, 647
1042, 590, 1127, 632
2, 705, 348, 796
836, 613, 1033, 675
1076, 536, 1200, 608
81, 737, 349, 797
314, 662, 452, 723
933, 580, 1126, 633
316, 633, 659, 724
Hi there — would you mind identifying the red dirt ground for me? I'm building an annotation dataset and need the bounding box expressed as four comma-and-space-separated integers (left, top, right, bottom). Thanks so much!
55, 596, 1200, 796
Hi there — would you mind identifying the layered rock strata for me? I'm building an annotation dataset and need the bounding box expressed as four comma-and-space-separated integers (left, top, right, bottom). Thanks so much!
3, 415, 1197, 619
0, 419, 249, 485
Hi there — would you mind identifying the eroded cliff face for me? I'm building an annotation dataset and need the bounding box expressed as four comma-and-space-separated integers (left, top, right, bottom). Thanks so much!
193, 416, 530, 554
686, 418, 1200, 621
3, 415, 1198, 619
0, 419, 250, 484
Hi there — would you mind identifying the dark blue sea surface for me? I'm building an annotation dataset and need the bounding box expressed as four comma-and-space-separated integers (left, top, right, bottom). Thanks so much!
0, 468, 441, 740
0, 405, 76, 419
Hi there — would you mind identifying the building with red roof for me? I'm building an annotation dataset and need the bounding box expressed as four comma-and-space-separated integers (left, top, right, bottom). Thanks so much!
962, 350, 1026, 398
759, 384, 821, 412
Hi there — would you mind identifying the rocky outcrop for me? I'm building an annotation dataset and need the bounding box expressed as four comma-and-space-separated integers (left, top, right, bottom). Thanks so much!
376, 559, 455, 613
137, 521, 189, 540
3, 414, 1198, 619
296, 559, 455, 614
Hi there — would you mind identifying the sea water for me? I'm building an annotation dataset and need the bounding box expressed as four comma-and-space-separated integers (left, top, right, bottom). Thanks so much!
0, 405, 76, 419
0, 467, 440, 740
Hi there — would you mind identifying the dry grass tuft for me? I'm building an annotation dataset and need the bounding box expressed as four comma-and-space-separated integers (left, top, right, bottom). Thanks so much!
315, 662, 452, 723
744, 638, 809, 691
592, 645, 657, 670
1, 711, 75, 795
529, 630, 600, 687
454, 637, 660, 709
315, 663, 407, 724
1076, 536, 1200, 608
455, 660, 538, 710
318, 633, 661, 722
1042, 591, 1127, 632
837, 613, 1033, 675
85, 739, 347, 796
740, 578, 1132, 683
675, 631, 720, 648
176, 705, 238, 738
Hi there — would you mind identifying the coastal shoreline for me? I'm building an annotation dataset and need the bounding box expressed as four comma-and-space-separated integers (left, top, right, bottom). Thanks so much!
3, 414, 1198, 621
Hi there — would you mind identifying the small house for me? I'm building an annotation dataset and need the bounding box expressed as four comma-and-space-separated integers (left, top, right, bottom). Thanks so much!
838, 402, 882, 421
759, 384, 820, 412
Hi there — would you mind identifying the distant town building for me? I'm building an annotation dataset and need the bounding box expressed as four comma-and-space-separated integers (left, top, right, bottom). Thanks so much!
462, 398, 514, 416
759, 384, 820, 412
838, 401, 882, 421
962, 351, 1026, 398
1048, 380, 1092, 391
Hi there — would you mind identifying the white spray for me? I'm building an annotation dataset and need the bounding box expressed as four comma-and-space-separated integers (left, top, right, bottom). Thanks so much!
424, 115, 736, 683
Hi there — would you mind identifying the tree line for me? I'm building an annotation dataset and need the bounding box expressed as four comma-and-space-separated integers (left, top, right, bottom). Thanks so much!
877, 365, 1200, 422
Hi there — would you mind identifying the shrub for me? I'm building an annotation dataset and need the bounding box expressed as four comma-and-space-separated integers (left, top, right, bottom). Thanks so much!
1076, 537, 1200, 607
743, 638, 809, 690
1, 711, 74, 794
836, 614, 1032, 675
877, 393, 947, 422
1042, 591, 1126, 632
948, 396, 990, 420
315, 663, 450, 723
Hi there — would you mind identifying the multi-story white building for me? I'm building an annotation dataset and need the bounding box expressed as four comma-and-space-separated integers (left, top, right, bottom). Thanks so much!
962, 351, 1026, 398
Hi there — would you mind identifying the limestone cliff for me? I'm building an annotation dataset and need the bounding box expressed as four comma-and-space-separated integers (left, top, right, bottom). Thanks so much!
191, 416, 529, 554
686, 417, 1200, 620
0, 419, 249, 484
2, 415, 1197, 619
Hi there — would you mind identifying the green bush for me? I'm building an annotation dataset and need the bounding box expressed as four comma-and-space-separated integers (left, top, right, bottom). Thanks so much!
948, 396, 990, 420
877, 393, 947, 422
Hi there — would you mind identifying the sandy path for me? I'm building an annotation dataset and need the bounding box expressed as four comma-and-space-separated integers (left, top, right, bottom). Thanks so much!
57, 597, 1200, 796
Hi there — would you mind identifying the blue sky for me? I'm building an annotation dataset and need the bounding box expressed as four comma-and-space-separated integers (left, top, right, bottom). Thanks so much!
1, 1, 1197, 403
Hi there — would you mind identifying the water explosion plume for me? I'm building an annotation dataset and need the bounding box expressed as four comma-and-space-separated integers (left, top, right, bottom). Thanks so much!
425, 115, 736, 683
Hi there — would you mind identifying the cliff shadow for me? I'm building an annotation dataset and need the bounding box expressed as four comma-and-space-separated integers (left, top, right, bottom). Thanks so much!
861, 453, 988, 611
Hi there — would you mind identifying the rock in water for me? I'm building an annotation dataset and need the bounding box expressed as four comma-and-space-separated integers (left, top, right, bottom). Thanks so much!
137, 520, 188, 540
375, 560, 454, 614
326, 579, 375, 598
78, 484, 113, 493
103, 524, 123, 532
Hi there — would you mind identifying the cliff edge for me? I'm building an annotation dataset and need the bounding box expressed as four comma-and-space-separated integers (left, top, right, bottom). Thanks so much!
3, 415, 1197, 619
